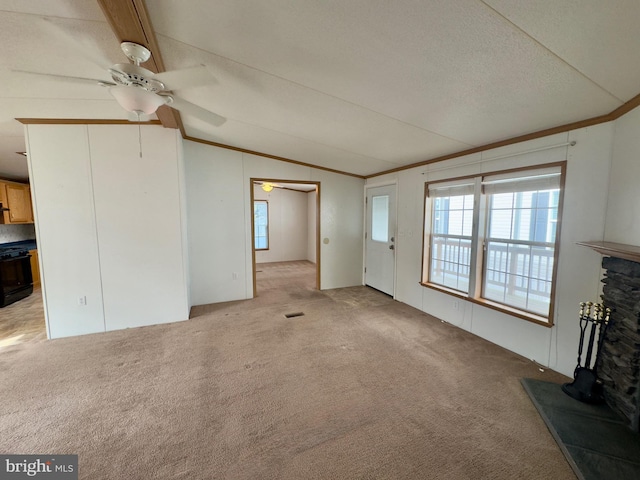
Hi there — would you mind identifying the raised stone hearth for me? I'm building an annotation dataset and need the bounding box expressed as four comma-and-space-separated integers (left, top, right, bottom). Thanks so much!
579, 241, 640, 432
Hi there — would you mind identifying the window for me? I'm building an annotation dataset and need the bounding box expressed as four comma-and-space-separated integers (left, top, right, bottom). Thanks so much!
371, 195, 390, 242
423, 164, 564, 324
428, 181, 475, 293
254, 200, 269, 250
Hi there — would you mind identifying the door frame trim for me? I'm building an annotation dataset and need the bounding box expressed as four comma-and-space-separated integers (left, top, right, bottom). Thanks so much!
363, 180, 398, 297
250, 178, 321, 297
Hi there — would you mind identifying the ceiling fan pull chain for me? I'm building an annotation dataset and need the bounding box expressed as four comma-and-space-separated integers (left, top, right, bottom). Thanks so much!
137, 113, 143, 158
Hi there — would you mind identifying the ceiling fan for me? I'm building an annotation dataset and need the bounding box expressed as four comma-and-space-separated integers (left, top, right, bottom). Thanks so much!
104, 41, 225, 125
15, 20, 226, 126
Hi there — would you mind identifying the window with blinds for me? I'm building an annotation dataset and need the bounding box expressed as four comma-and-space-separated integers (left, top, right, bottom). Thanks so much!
423, 163, 565, 324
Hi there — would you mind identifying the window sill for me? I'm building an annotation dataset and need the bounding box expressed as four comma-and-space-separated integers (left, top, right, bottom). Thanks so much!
420, 282, 552, 327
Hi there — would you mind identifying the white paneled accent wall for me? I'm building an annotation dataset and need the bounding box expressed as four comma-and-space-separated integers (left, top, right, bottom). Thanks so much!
27, 125, 105, 338
184, 141, 363, 306
367, 123, 616, 377
88, 126, 188, 331
26, 124, 189, 339
254, 185, 309, 263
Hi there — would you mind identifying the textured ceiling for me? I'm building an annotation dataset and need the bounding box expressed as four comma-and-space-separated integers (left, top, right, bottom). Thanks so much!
1, 0, 639, 180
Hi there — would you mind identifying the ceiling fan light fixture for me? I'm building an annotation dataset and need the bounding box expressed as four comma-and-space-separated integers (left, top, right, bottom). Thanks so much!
261, 182, 274, 192
109, 85, 167, 115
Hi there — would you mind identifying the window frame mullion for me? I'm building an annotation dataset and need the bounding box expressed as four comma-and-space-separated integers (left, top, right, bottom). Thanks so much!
467, 177, 482, 299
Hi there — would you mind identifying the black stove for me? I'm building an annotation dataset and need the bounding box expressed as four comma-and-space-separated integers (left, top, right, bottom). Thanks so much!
0, 246, 33, 307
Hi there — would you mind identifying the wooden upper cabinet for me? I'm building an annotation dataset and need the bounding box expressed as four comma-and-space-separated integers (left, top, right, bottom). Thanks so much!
0, 181, 34, 224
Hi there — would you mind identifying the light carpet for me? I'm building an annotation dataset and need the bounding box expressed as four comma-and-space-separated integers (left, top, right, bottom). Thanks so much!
0, 261, 575, 479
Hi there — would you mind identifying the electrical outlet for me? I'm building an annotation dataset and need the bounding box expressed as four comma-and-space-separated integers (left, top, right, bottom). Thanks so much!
78, 296, 87, 306
452, 300, 460, 311
232, 272, 238, 280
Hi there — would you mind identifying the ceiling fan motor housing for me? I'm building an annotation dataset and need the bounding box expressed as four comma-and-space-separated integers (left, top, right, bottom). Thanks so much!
109, 63, 165, 92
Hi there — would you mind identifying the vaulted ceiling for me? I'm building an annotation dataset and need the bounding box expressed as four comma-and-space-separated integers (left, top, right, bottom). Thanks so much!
1, 0, 640, 181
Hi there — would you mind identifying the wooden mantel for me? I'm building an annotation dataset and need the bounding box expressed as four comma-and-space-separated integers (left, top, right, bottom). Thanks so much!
577, 241, 640, 264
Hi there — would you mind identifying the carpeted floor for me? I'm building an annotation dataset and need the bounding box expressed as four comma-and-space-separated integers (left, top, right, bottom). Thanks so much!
0, 261, 576, 479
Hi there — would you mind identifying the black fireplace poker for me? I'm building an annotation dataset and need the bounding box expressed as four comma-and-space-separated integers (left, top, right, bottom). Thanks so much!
562, 302, 612, 404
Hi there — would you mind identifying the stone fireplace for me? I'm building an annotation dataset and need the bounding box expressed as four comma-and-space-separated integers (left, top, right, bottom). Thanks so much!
579, 241, 640, 432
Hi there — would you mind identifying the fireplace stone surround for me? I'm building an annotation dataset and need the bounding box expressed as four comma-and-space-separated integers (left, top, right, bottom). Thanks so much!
578, 241, 640, 432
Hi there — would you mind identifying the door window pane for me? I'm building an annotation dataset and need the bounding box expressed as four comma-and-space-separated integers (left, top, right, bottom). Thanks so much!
371, 195, 389, 242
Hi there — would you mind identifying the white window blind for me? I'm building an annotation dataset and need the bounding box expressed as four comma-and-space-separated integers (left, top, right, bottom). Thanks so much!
482, 167, 561, 195
427, 180, 475, 198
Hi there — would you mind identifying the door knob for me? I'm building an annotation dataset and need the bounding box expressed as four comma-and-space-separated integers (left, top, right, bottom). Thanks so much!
390, 236, 395, 242
389, 244, 395, 250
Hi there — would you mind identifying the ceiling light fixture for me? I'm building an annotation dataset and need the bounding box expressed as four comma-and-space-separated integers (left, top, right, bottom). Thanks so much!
261, 182, 274, 192
109, 85, 168, 115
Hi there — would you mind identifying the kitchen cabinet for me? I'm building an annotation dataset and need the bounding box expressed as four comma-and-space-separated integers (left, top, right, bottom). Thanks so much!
29, 249, 40, 287
0, 181, 34, 224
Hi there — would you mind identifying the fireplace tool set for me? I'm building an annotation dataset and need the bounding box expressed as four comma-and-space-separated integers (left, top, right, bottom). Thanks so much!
562, 302, 612, 404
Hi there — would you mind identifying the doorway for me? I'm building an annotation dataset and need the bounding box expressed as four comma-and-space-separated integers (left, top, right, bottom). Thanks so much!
250, 179, 321, 297
0, 226, 46, 348
365, 184, 397, 296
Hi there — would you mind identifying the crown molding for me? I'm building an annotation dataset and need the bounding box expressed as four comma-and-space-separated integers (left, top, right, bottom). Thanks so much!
16, 118, 161, 125
184, 135, 364, 179
365, 91, 640, 179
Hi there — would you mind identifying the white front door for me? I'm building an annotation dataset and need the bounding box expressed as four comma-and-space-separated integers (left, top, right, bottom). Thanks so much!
365, 184, 396, 296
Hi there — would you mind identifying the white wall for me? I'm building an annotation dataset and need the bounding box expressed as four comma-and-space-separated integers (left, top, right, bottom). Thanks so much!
311, 167, 364, 290
26, 124, 190, 338
366, 124, 615, 377
184, 141, 363, 306
27, 125, 105, 338
254, 185, 308, 263
307, 190, 317, 263
605, 106, 640, 245
185, 146, 246, 304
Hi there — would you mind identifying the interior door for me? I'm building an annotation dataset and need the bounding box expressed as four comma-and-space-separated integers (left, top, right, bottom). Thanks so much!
365, 184, 396, 296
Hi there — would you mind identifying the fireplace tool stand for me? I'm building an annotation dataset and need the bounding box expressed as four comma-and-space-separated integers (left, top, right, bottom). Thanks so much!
562, 302, 612, 404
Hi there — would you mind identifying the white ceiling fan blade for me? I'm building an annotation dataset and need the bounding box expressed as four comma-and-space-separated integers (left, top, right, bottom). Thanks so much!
154, 66, 218, 90
39, 17, 113, 70
11, 69, 115, 86
169, 96, 226, 127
